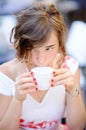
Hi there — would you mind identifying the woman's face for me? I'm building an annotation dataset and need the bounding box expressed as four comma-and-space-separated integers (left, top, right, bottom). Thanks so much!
30, 31, 59, 67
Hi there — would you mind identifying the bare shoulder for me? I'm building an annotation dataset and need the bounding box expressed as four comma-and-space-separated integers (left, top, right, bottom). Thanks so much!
0, 58, 18, 81
0, 60, 17, 120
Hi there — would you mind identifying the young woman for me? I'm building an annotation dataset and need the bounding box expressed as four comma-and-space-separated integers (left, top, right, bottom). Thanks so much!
0, 2, 86, 130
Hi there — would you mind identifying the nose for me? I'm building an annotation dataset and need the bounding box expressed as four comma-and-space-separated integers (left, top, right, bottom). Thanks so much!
36, 51, 46, 65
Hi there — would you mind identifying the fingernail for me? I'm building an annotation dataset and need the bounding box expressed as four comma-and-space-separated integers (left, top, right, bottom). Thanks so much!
64, 84, 67, 87
35, 82, 38, 85
51, 79, 54, 82
33, 78, 36, 81
51, 84, 54, 87
30, 71, 34, 75
35, 88, 38, 91
53, 71, 55, 74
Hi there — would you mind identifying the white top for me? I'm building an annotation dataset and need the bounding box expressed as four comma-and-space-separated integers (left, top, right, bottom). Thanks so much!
0, 56, 78, 130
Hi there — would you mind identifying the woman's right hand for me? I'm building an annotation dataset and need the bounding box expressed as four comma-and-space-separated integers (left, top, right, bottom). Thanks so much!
14, 72, 37, 101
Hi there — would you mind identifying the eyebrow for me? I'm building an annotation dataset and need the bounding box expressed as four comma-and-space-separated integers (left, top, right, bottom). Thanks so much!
33, 44, 56, 49
45, 44, 56, 48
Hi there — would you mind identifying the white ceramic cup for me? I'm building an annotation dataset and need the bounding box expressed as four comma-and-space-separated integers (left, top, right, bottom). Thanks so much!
31, 67, 54, 90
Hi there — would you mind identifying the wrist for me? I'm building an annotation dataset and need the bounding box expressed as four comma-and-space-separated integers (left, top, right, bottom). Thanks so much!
66, 85, 80, 97
13, 95, 24, 103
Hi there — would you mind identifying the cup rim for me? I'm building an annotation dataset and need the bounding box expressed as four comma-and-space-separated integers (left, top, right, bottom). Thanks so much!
31, 66, 54, 74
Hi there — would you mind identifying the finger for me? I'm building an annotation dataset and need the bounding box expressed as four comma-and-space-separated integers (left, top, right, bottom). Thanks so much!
54, 71, 72, 82
16, 72, 32, 81
53, 68, 69, 76
64, 81, 74, 90
27, 87, 38, 92
17, 77, 35, 85
17, 83, 37, 90
17, 87, 38, 95
54, 77, 73, 86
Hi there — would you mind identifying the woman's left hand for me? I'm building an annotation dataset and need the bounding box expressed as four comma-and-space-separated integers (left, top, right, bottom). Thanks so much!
51, 68, 75, 92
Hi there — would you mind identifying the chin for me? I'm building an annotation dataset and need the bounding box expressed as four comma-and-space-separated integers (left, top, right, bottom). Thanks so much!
33, 63, 52, 67
35, 65, 52, 67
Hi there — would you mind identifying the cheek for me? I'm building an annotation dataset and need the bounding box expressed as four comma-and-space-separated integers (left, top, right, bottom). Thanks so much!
50, 50, 58, 57
31, 55, 36, 62
29, 52, 35, 62
51, 51, 59, 61
47, 51, 57, 62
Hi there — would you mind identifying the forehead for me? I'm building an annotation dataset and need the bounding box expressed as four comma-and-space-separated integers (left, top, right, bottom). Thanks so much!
33, 31, 59, 48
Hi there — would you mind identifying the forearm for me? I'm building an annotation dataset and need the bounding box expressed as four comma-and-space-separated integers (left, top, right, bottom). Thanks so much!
0, 97, 23, 130
66, 93, 86, 130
